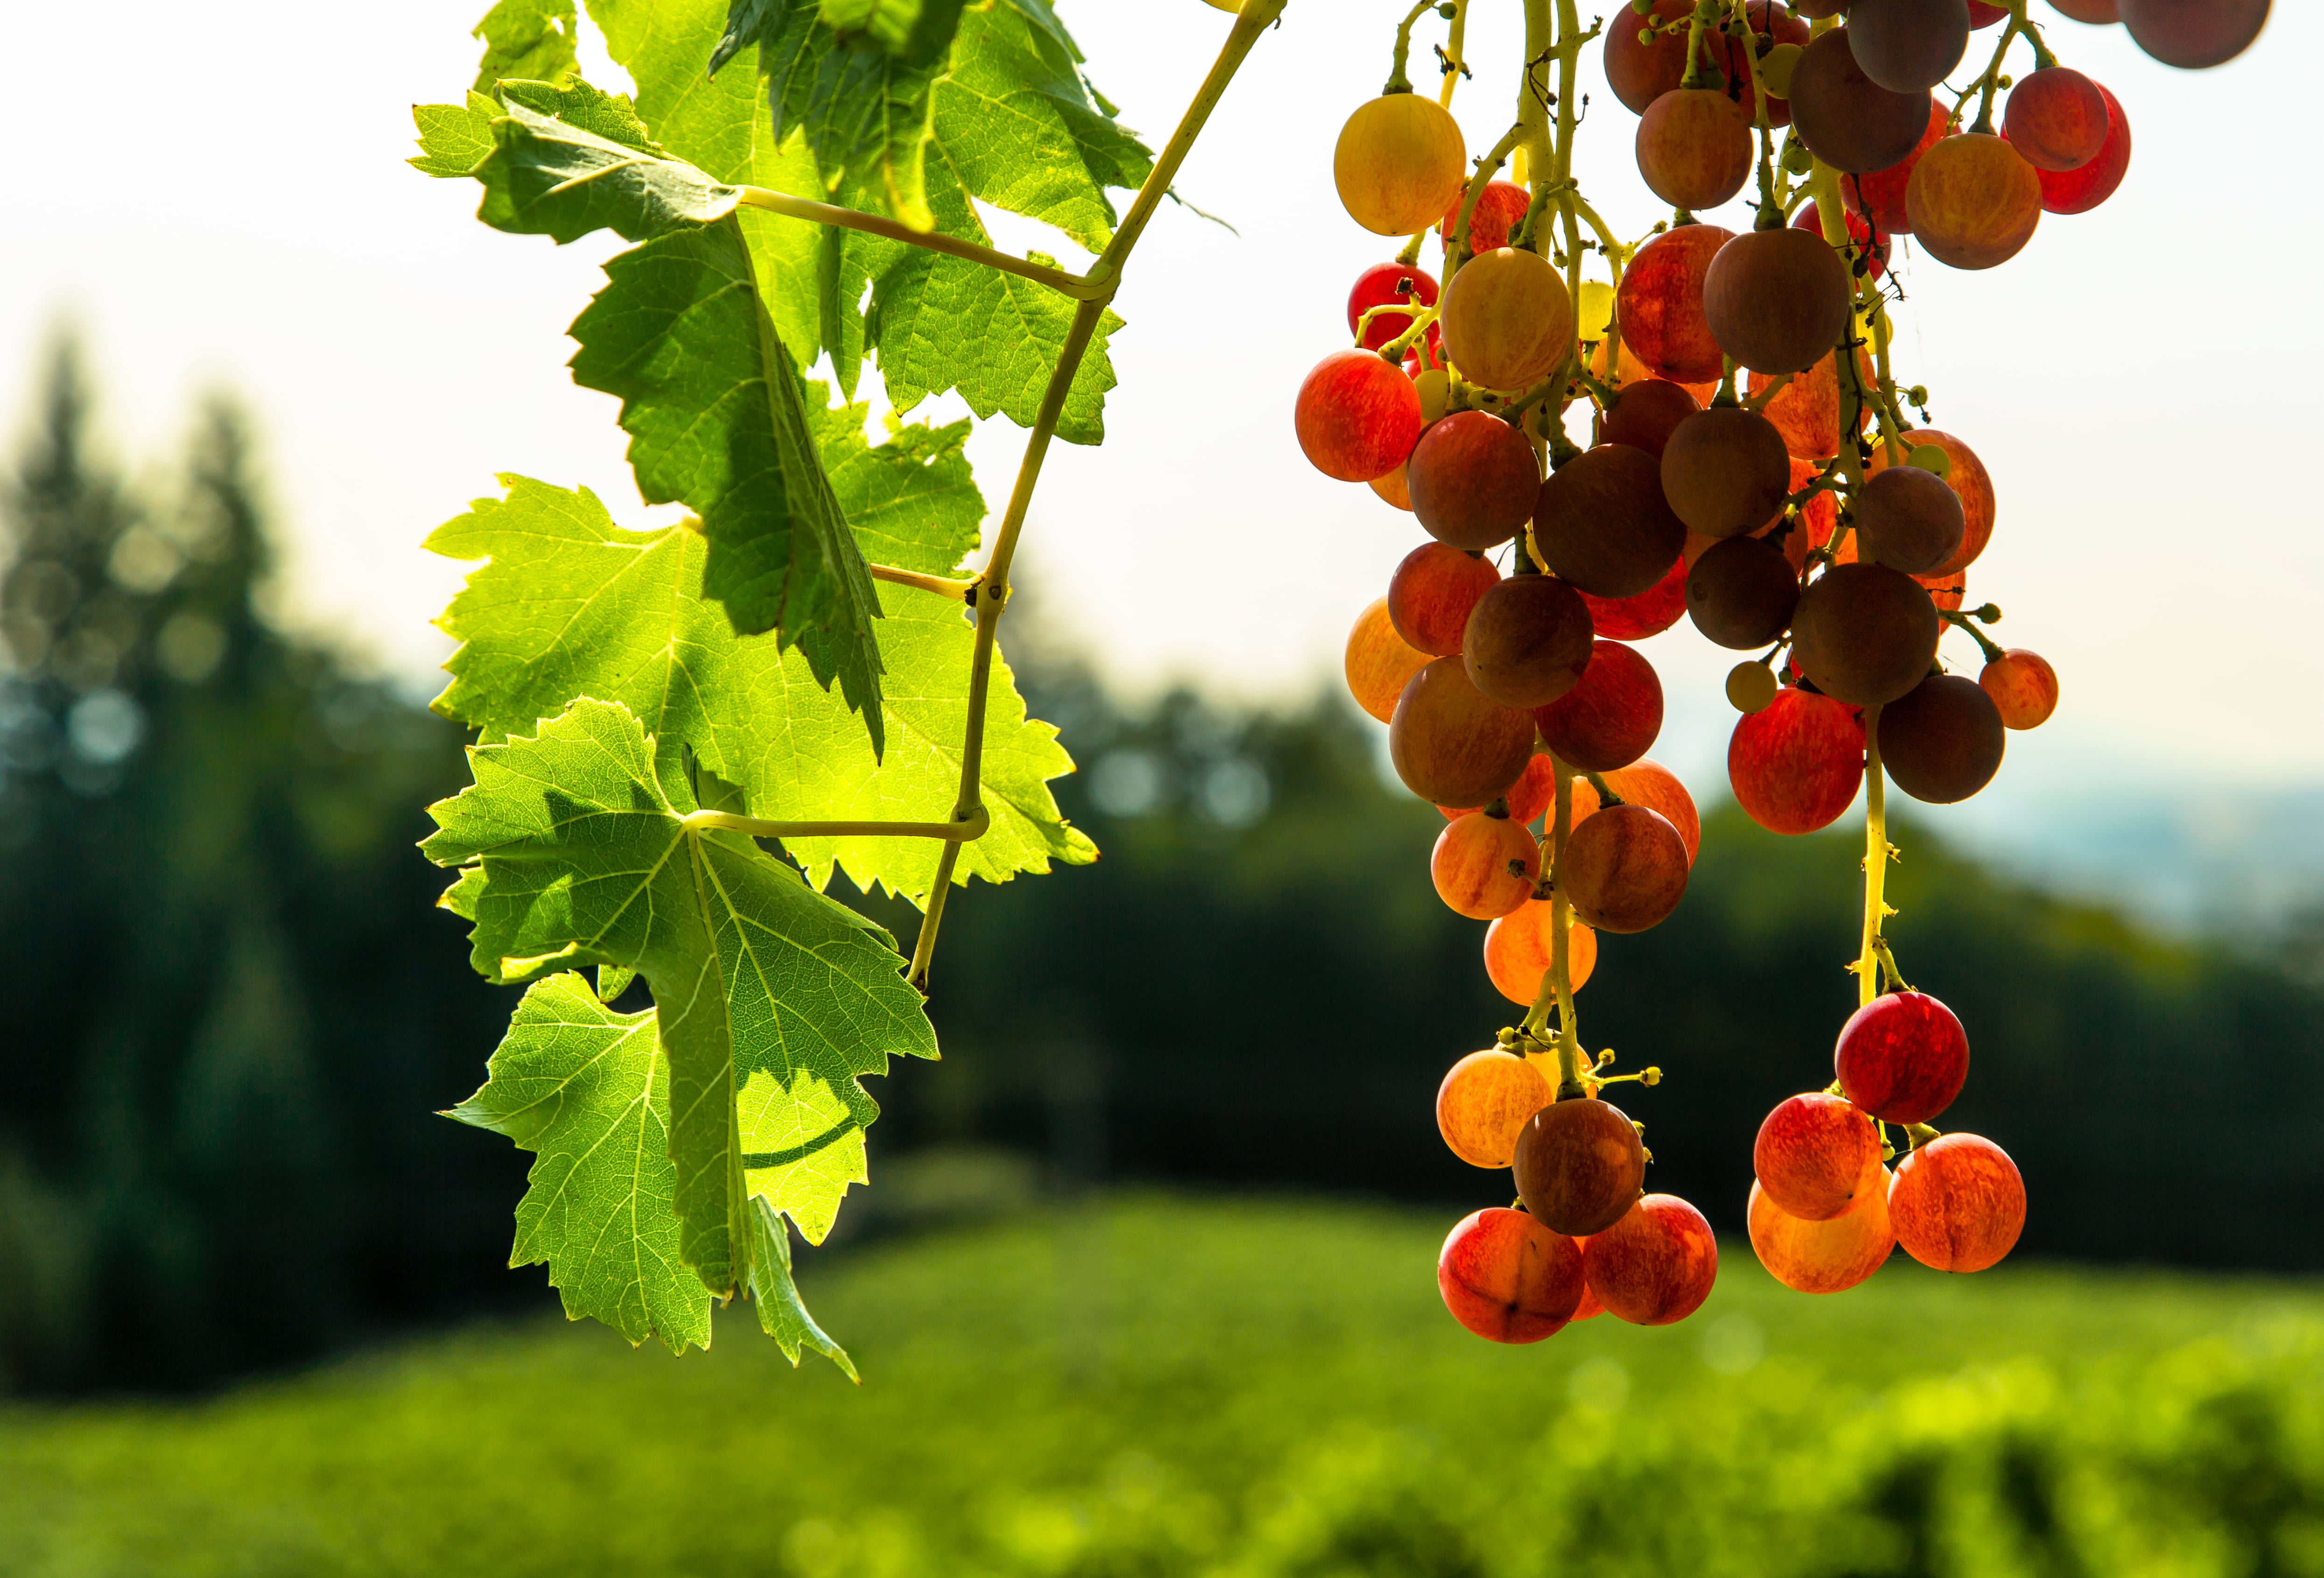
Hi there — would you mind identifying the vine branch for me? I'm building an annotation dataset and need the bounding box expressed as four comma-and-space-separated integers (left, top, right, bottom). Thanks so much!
905, 0, 1290, 991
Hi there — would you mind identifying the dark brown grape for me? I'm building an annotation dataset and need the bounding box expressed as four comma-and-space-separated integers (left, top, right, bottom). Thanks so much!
1660, 408, 1791, 539
1390, 657, 1540, 806
1854, 464, 1966, 575
1533, 640, 1663, 771
1790, 28, 1937, 173
1790, 562, 1940, 706
1514, 1097, 1647, 1236
1559, 803, 1689, 933
1407, 410, 1541, 551
1685, 535, 1800, 649
1846, 0, 1971, 93
1866, 428, 1994, 577
1461, 574, 1598, 709
2119, 0, 2268, 69
1535, 445, 1688, 599
1876, 673, 2005, 803
1702, 228, 1854, 376
1599, 379, 1701, 458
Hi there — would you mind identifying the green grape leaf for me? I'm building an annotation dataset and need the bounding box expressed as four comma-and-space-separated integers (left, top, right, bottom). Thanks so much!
569, 220, 887, 750
867, 182, 1123, 442
411, 91, 504, 177
473, 0, 580, 91
473, 97, 741, 244
425, 475, 1091, 905
584, 0, 829, 367
445, 973, 711, 1354
746, 1195, 857, 1378
423, 697, 938, 1286
714, 0, 1144, 247
708, 0, 1146, 431
499, 77, 665, 154
807, 396, 979, 575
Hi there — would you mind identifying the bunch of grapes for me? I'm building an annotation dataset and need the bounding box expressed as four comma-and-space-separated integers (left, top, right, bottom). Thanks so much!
1303, 0, 2266, 1344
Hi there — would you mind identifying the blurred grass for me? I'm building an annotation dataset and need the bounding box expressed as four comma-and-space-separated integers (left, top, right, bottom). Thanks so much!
7, 1191, 2324, 1578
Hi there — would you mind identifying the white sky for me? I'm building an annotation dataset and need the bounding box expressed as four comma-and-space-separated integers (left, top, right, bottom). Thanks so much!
5, 1, 2318, 805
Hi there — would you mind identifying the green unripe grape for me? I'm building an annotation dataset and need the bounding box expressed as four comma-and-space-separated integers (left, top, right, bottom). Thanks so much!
1727, 660, 1778, 714
1906, 443, 1951, 478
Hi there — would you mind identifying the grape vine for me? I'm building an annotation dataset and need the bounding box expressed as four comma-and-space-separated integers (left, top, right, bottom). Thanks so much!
409, 0, 1285, 1373
1308, 0, 2262, 1337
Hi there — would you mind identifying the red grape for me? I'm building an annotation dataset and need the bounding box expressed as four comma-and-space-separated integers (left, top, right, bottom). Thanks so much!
1846, 0, 1971, 95
1583, 1195, 1718, 1325
1346, 261, 1441, 353
1835, 990, 1969, 1125
1440, 179, 1532, 255
1754, 1092, 1882, 1220
1661, 408, 1792, 538
1703, 227, 1854, 376
1388, 541, 1500, 658
1597, 759, 1701, 864
1295, 350, 1422, 482
1856, 464, 1966, 575
1790, 28, 1937, 173
1335, 92, 1469, 236
1889, 1133, 2025, 1273
1533, 640, 1664, 772
1790, 561, 1940, 707
1615, 224, 1734, 384
1685, 534, 1800, 649
1727, 685, 1865, 835
1579, 553, 1689, 640
1440, 750, 1556, 822
1438, 247, 1576, 392
2003, 66, 2111, 171
2029, 83, 2130, 214
1437, 1207, 1585, 1342
1867, 428, 1994, 578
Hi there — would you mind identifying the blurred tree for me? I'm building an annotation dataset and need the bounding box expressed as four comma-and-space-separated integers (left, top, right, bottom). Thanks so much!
0, 341, 522, 1394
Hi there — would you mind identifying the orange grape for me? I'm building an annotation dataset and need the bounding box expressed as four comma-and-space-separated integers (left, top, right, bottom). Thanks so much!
1432, 811, 1542, 919
1343, 597, 1430, 724
1436, 1049, 1555, 1167
1483, 900, 1600, 1005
